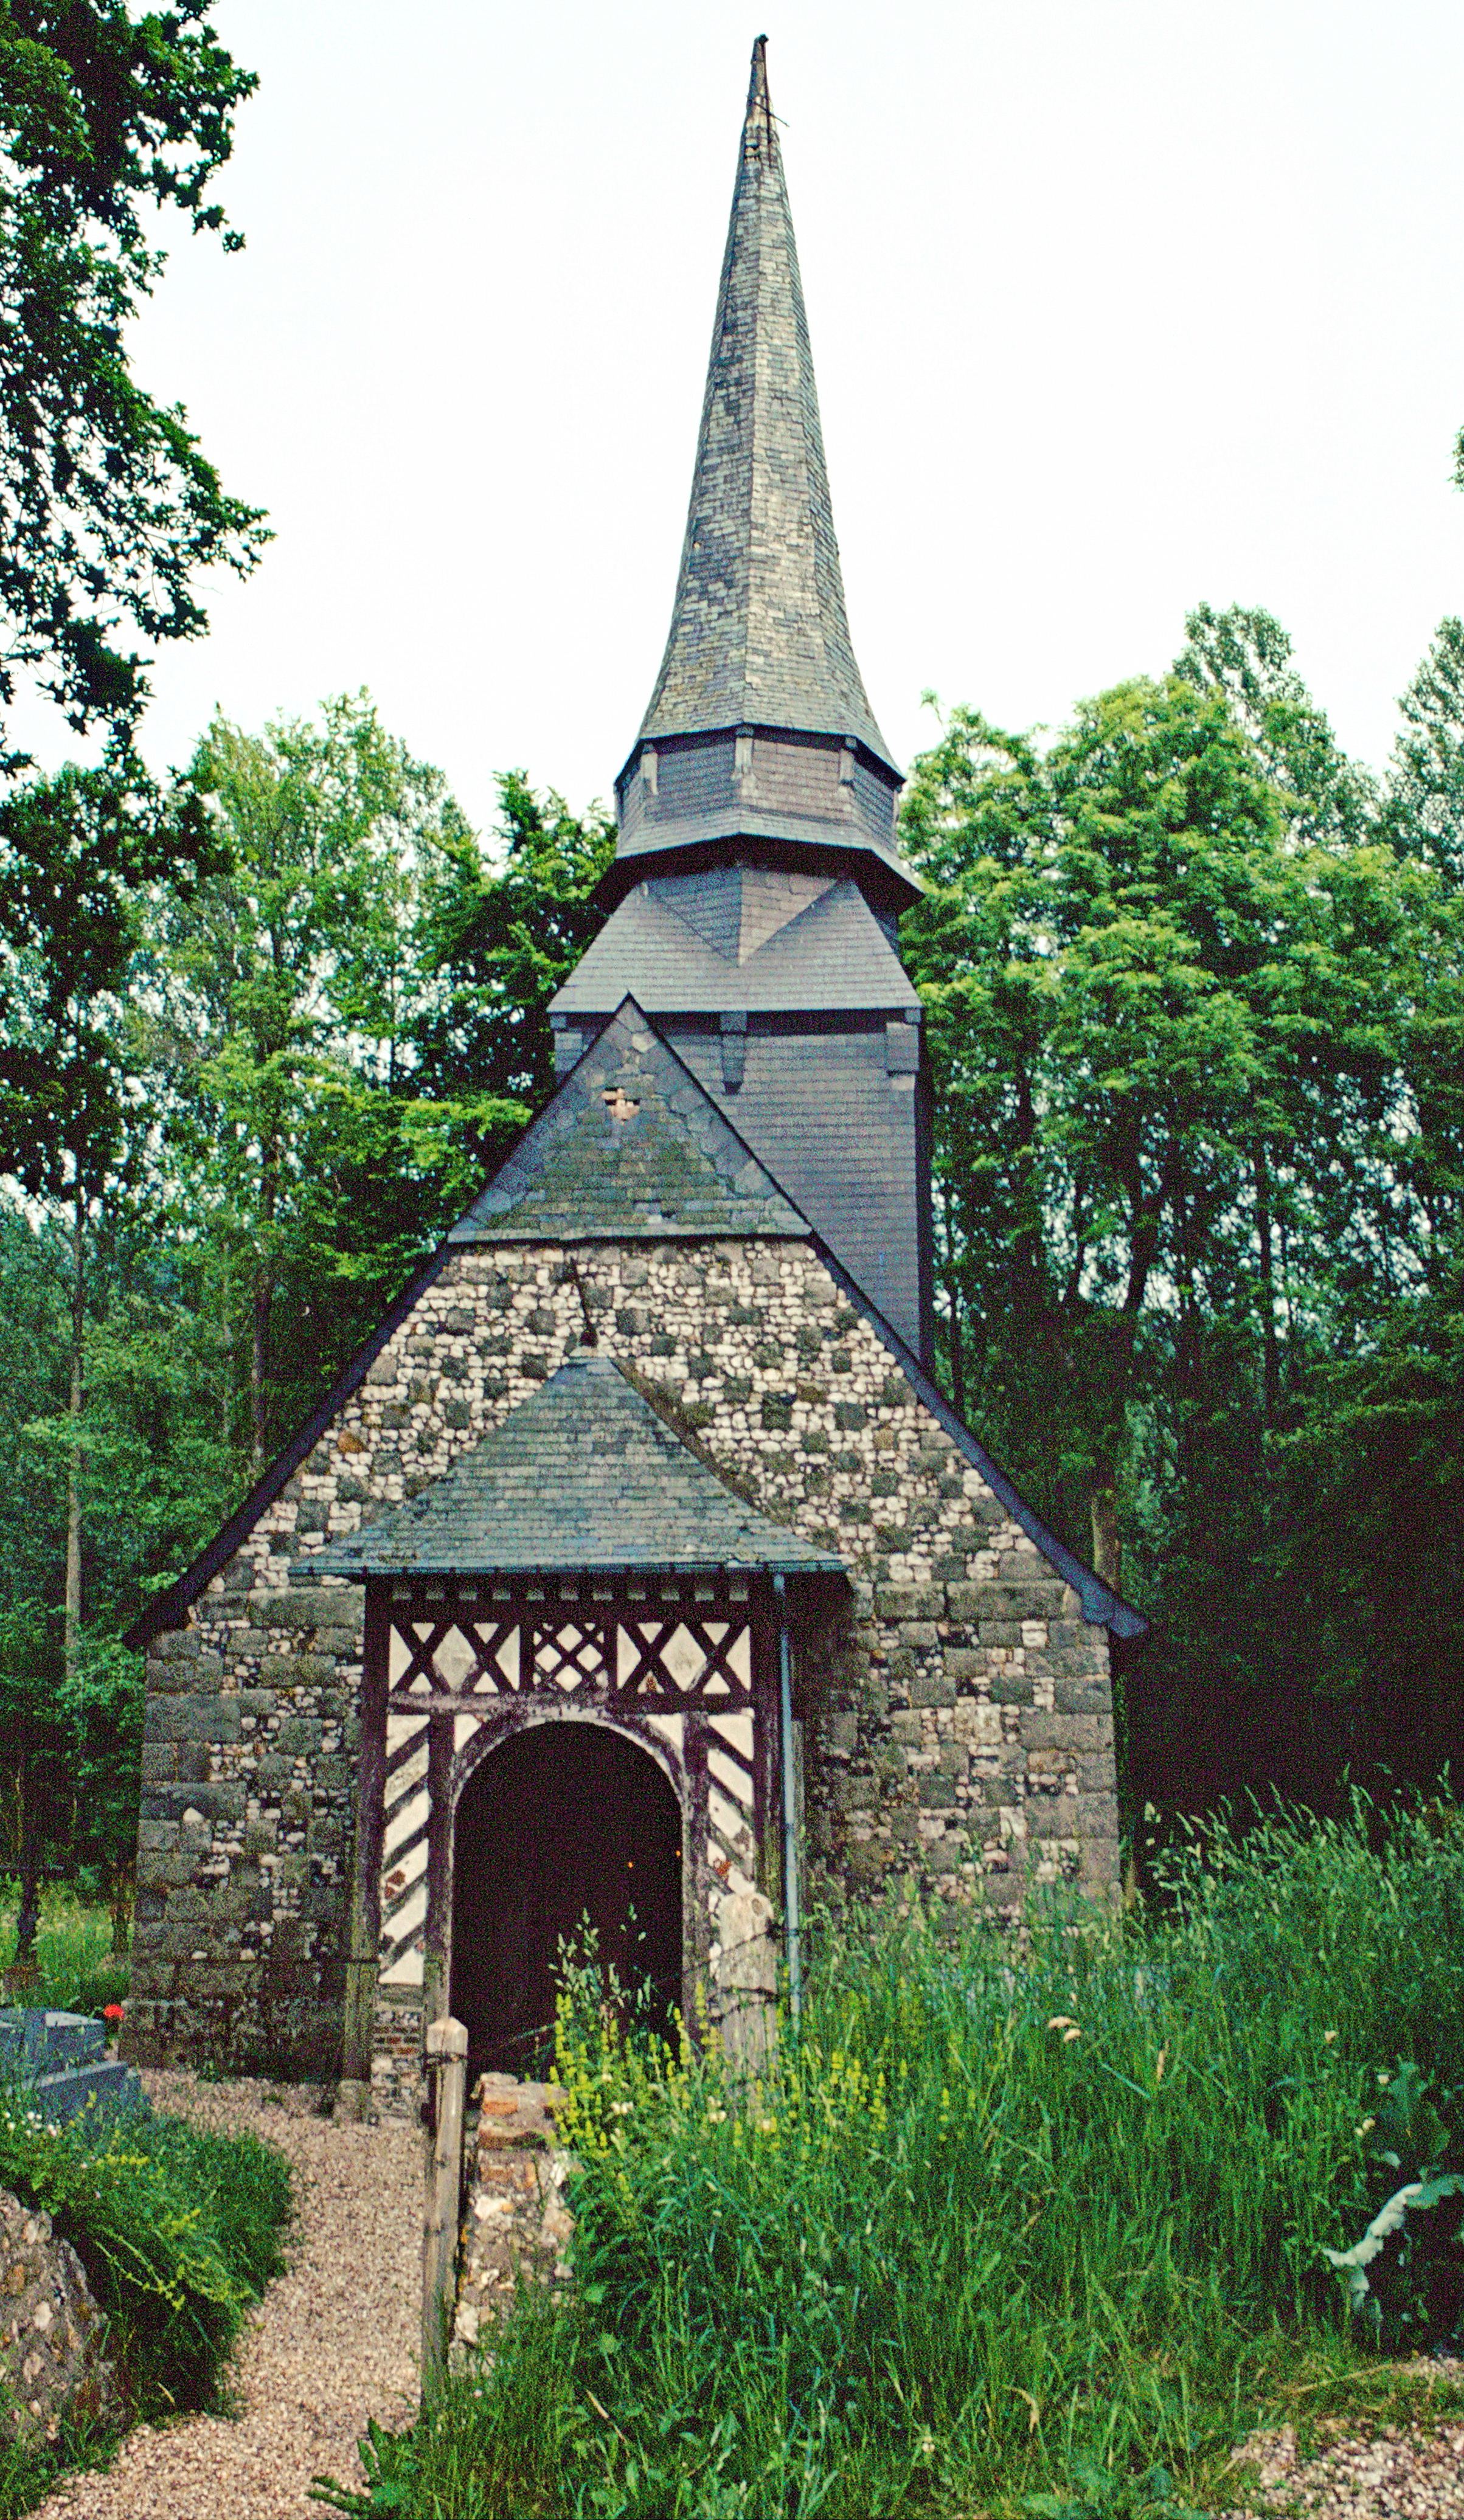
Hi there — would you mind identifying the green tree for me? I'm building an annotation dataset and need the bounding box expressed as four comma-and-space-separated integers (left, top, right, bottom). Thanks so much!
408, 767, 614, 1111
899, 659, 1459, 1831
0, 0, 266, 766
0, 761, 219, 1952
150, 707, 599, 1469
0, 1201, 68, 1960
1258, 617, 1464, 1797
1380, 616, 1464, 885
901, 676, 1300, 1590
1176, 601, 1376, 848
0, 758, 213, 1670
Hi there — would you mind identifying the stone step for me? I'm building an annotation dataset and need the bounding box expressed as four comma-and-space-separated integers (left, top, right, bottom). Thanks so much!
30, 2059, 147, 2127
0, 2007, 108, 2073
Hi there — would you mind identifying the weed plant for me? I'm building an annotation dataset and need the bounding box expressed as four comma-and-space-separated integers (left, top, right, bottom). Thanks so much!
316, 1795, 1464, 2520
0, 1885, 128, 2017
0, 2083, 293, 2441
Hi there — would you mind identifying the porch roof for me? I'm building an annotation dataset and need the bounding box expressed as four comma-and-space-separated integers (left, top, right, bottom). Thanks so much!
306, 1350, 845, 1579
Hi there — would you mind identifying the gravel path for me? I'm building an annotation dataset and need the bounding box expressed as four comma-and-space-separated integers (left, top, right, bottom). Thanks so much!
1216, 2375, 1464, 2518
37, 2072, 420, 2520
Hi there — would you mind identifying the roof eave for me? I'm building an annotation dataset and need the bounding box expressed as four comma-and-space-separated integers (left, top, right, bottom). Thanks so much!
311, 1554, 848, 1581
592, 826, 923, 918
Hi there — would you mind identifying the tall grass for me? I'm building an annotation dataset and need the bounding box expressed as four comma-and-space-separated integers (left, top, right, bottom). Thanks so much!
0, 1883, 127, 2016
317, 1795, 1464, 2520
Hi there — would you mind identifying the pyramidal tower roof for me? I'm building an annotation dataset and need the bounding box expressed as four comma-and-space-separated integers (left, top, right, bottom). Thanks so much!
636, 38, 895, 773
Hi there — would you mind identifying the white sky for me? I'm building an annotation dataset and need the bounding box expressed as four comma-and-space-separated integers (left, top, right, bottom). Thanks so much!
18, 0, 1464, 834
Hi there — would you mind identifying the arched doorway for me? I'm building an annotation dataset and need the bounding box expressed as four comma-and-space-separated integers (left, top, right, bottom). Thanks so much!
449, 1720, 683, 2081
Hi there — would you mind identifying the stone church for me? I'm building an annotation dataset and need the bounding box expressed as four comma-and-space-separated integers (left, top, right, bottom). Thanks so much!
123, 41, 1144, 2105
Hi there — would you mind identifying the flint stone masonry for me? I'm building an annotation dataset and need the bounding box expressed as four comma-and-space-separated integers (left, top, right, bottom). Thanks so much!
126, 1230, 1119, 2080
0, 2189, 118, 2445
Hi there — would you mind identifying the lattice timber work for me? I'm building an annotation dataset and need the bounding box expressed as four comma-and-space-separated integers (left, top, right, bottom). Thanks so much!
364, 1573, 779, 2002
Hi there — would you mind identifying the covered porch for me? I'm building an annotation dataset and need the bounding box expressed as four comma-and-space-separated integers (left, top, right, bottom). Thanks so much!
309, 1348, 844, 2111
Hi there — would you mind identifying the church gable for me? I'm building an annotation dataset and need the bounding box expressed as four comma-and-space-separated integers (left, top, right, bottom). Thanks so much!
451, 997, 806, 1242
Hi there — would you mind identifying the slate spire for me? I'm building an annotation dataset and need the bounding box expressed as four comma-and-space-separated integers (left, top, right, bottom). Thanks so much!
637, 36, 894, 770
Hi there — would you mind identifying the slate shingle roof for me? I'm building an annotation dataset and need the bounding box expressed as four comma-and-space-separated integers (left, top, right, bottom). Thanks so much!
550, 874, 920, 1019
449, 999, 807, 1244
310, 1351, 844, 1577
636, 39, 894, 772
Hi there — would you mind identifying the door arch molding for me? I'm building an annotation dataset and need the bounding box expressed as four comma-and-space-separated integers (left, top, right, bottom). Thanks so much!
447, 1712, 685, 2077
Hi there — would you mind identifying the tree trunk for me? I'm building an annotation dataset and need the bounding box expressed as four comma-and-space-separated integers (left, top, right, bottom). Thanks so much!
1089, 1464, 1122, 1594
250, 1264, 273, 1475
251, 1147, 279, 1475
13, 1765, 41, 1966
220, 1256, 234, 1452
939, 1172, 964, 1414
1253, 1141, 1281, 1426
64, 1186, 85, 1686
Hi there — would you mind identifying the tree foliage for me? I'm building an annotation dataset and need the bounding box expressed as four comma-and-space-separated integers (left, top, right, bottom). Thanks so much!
0, 0, 267, 765
901, 609, 1464, 1829
1381, 615, 1464, 885
150, 702, 611, 1467
0, 702, 611, 1910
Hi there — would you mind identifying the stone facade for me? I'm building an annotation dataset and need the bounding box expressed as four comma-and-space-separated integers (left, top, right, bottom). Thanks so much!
126, 1233, 1119, 2083
0, 2189, 117, 2445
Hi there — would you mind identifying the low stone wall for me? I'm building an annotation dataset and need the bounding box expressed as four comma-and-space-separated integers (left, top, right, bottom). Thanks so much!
0, 2190, 118, 2445
453, 2075, 575, 2353
0, 2009, 145, 2126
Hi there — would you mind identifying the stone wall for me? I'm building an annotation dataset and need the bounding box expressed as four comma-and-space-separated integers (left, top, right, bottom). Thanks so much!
0, 2190, 117, 2445
127, 1235, 1118, 2075
130, 1584, 364, 2072
453, 2074, 575, 2354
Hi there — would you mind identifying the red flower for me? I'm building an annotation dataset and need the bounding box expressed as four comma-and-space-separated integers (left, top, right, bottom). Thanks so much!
103, 2004, 125, 2021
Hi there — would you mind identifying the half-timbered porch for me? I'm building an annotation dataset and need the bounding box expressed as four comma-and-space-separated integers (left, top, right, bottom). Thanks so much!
312, 1347, 844, 2104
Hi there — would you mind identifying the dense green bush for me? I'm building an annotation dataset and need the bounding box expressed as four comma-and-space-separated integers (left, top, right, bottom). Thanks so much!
0, 2089, 293, 2423
317, 1795, 1464, 2520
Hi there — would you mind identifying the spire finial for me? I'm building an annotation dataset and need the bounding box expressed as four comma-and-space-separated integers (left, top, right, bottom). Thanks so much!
745, 35, 773, 155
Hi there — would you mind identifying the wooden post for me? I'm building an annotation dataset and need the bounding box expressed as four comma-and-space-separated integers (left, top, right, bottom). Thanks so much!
422, 1710, 453, 2031
336, 1583, 389, 2121
422, 2013, 468, 2387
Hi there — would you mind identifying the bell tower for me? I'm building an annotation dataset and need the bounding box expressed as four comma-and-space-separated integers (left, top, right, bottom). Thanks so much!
550, 36, 934, 1363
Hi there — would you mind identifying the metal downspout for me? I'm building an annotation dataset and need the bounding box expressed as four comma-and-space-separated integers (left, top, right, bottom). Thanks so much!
774, 1573, 802, 2026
